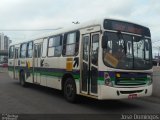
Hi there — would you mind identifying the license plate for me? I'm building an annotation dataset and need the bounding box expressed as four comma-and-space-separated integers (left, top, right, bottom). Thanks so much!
128, 94, 137, 99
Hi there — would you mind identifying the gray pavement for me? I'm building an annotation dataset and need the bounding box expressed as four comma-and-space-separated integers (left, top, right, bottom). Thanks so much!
153, 66, 160, 98
139, 96, 160, 105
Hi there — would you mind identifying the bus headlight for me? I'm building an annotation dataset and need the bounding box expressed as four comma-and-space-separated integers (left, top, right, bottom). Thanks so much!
105, 78, 113, 87
104, 72, 113, 87
116, 73, 121, 78
147, 74, 152, 85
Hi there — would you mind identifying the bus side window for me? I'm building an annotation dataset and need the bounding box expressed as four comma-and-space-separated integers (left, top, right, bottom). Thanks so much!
38, 45, 41, 57
42, 38, 48, 58
145, 40, 150, 60
27, 41, 33, 58
34, 45, 41, 58
9, 46, 14, 59
34, 46, 38, 58
63, 31, 80, 56
20, 43, 27, 58
48, 35, 62, 57
15, 48, 19, 59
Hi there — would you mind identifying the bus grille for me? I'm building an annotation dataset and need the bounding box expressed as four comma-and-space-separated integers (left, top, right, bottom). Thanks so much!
120, 90, 143, 94
115, 73, 147, 86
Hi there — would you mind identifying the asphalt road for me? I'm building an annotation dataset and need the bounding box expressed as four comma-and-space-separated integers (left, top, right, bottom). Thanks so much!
0, 72, 160, 116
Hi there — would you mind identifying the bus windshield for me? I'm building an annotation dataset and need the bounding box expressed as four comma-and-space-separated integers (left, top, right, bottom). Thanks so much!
103, 32, 152, 70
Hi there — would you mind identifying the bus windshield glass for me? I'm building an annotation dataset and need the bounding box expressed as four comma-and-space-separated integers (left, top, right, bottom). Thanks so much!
103, 32, 152, 70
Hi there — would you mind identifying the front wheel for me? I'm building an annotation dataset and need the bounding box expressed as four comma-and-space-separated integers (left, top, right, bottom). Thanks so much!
64, 78, 77, 103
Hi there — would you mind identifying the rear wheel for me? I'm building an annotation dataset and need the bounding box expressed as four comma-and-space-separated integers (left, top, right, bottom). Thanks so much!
64, 78, 77, 103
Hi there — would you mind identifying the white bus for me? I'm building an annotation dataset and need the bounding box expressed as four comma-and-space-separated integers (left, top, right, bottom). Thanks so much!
8, 18, 153, 102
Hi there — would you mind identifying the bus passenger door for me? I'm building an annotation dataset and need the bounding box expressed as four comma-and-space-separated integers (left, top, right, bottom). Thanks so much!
81, 33, 99, 96
33, 44, 42, 84
90, 33, 99, 95
8, 46, 15, 79
14, 48, 19, 79
81, 34, 90, 94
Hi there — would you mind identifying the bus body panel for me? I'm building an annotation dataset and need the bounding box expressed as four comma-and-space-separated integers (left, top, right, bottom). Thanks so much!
8, 18, 153, 100
14, 46, 20, 80
99, 84, 152, 100
8, 58, 14, 78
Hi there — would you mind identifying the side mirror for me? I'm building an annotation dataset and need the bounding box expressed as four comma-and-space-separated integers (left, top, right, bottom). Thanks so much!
102, 36, 108, 48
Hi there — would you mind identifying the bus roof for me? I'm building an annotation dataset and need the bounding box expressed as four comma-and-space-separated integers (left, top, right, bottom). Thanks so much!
10, 18, 150, 46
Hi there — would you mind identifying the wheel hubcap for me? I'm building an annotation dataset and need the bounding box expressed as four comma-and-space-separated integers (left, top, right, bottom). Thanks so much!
66, 84, 73, 97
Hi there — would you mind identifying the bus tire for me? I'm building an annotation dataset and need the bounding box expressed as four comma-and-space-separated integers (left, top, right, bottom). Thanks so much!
64, 78, 77, 103
20, 71, 27, 87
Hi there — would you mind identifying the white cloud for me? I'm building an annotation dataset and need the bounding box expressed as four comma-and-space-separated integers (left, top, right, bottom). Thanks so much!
0, 0, 159, 46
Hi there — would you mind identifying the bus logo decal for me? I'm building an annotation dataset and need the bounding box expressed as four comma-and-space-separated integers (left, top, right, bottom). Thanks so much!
73, 57, 79, 68
41, 59, 44, 67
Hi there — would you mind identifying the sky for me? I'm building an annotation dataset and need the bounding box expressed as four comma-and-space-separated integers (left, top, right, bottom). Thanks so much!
0, 0, 160, 54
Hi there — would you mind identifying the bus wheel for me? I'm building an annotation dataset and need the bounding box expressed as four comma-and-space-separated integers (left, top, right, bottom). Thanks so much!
20, 72, 27, 87
64, 78, 77, 103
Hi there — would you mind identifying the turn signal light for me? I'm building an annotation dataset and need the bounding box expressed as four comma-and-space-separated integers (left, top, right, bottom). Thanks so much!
116, 73, 121, 78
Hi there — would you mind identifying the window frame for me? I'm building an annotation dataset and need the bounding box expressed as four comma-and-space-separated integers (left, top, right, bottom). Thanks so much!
62, 30, 80, 56
9, 45, 15, 59
15, 48, 19, 59
47, 35, 62, 57
102, 31, 152, 70
42, 37, 48, 58
91, 34, 99, 66
20, 43, 27, 58
26, 41, 33, 58
82, 36, 90, 61
34, 44, 42, 58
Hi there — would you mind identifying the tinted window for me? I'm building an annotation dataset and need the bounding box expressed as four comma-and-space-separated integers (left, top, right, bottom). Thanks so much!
20, 43, 27, 58
9, 46, 14, 59
63, 31, 80, 56
91, 34, 99, 66
34, 45, 41, 58
83, 36, 89, 61
103, 32, 152, 70
15, 48, 19, 59
103, 19, 151, 37
27, 41, 33, 58
42, 38, 48, 57
48, 36, 62, 57
38, 45, 41, 57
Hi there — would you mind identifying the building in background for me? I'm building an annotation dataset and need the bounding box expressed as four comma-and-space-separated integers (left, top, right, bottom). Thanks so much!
0, 33, 12, 62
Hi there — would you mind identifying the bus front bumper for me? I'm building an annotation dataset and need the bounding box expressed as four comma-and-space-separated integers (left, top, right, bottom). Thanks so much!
99, 85, 152, 100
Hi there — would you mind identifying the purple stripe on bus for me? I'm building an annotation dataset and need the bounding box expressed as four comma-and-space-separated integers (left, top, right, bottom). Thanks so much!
98, 71, 115, 78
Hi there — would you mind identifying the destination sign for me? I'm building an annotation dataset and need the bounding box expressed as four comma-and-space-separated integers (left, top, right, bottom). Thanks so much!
103, 19, 151, 37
